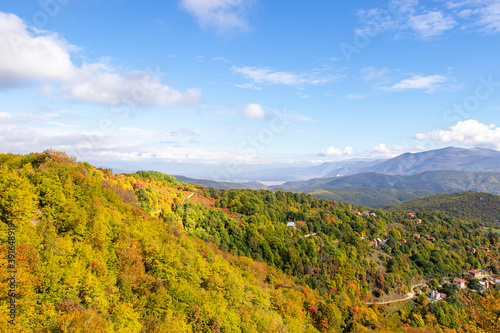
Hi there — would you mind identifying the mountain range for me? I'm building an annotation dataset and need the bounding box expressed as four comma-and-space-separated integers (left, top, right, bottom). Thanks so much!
170, 146, 500, 207
234, 146, 500, 182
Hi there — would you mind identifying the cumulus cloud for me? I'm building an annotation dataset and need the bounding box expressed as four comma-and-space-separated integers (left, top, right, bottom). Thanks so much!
319, 146, 354, 157
180, 0, 255, 33
366, 143, 425, 158
318, 143, 428, 159
416, 119, 500, 149
382, 74, 448, 92
0, 12, 201, 107
241, 103, 267, 119
231, 66, 335, 87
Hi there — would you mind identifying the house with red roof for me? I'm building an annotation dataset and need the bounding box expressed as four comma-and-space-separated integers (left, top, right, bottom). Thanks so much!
453, 278, 466, 289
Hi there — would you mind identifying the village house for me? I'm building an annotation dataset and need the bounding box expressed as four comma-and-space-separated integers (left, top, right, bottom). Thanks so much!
352, 210, 362, 216
468, 269, 482, 279
453, 278, 466, 289
408, 213, 415, 218
479, 280, 490, 290
430, 290, 447, 301
414, 234, 421, 238
287, 222, 296, 228
370, 212, 377, 218
363, 210, 370, 215
468, 247, 477, 254
481, 246, 490, 252
428, 237, 436, 242
297, 221, 306, 227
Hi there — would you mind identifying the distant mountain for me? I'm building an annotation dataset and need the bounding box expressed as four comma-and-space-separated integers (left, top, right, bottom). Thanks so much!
383, 191, 500, 225
277, 170, 500, 207
336, 146, 500, 177
173, 175, 265, 190
231, 147, 500, 182
233, 159, 383, 181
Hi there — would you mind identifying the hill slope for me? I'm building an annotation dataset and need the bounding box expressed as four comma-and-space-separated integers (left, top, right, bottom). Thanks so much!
173, 175, 265, 190
278, 170, 500, 207
383, 191, 500, 225
1, 151, 498, 332
0, 152, 321, 332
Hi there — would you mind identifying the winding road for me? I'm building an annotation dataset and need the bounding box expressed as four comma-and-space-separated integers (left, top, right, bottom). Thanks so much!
365, 283, 426, 305
182, 192, 195, 203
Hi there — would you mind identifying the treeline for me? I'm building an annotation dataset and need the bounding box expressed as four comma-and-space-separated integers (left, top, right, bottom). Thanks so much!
383, 191, 500, 225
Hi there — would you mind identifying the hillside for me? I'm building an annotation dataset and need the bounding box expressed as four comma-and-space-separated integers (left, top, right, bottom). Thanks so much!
278, 170, 500, 207
307, 188, 437, 208
0, 152, 322, 332
1, 151, 499, 332
383, 191, 500, 225
172, 175, 265, 190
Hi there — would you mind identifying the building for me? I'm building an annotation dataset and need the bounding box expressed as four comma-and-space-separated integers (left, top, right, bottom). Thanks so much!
297, 221, 306, 227
287, 222, 296, 228
453, 278, 466, 289
352, 210, 362, 215
468, 269, 482, 279
414, 234, 421, 238
430, 290, 447, 300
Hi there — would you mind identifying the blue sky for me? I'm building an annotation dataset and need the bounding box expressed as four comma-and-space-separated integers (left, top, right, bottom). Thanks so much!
1, 0, 500, 178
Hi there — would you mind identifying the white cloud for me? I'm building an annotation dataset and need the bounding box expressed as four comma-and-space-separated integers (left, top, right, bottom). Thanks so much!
361, 66, 389, 82
365, 143, 425, 158
0, 12, 201, 107
241, 103, 267, 120
211, 56, 229, 62
233, 83, 262, 90
356, 0, 500, 39
319, 146, 354, 157
408, 11, 457, 38
478, 2, 500, 33
416, 119, 500, 149
231, 66, 334, 87
382, 74, 448, 92
180, 0, 255, 33
0, 112, 12, 118
345, 93, 366, 100
318, 143, 427, 159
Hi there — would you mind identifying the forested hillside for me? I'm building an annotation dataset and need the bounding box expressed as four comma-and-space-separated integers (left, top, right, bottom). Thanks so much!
383, 191, 500, 225
278, 170, 500, 207
1, 151, 499, 332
